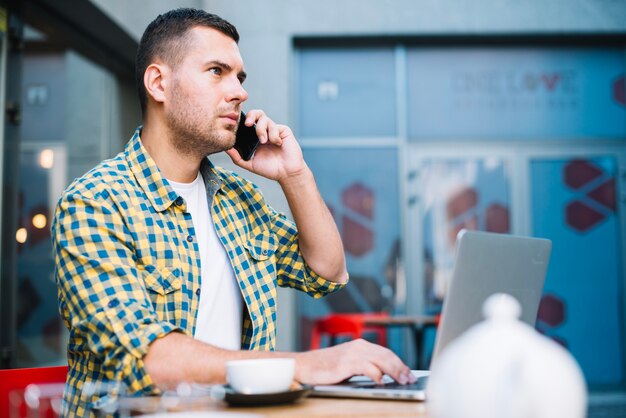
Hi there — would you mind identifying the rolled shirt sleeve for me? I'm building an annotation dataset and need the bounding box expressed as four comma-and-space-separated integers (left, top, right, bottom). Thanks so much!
271, 210, 348, 297
220, 173, 347, 297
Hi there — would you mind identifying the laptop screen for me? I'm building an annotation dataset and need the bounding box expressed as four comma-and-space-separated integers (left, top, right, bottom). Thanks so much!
432, 230, 551, 364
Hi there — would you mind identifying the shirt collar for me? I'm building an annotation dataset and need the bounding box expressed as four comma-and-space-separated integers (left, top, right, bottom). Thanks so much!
199, 157, 225, 196
126, 126, 225, 212
126, 126, 180, 212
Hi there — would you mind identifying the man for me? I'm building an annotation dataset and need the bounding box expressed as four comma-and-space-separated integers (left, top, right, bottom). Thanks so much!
52, 8, 414, 416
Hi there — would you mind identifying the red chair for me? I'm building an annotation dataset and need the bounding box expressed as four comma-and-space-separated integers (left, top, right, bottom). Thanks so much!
310, 312, 389, 349
0, 366, 68, 418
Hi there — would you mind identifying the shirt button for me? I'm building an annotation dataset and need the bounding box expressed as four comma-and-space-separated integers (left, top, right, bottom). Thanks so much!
187, 235, 193, 242
196, 288, 201, 296
175, 197, 184, 206
262, 249, 268, 256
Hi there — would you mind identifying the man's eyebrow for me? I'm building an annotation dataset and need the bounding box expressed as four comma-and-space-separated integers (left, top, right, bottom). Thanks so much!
206, 60, 247, 81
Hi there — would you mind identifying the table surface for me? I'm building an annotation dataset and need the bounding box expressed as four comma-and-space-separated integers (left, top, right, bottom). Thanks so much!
214, 396, 430, 417
129, 396, 430, 417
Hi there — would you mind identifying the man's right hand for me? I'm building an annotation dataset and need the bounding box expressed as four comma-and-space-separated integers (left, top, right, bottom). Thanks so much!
145, 333, 416, 391
293, 339, 417, 386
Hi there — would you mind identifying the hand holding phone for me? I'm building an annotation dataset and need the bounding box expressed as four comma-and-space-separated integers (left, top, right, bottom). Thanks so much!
234, 111, 260, 161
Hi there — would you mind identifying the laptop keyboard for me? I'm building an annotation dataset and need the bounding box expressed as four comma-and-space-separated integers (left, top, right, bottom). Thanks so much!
352, 376, 428, 391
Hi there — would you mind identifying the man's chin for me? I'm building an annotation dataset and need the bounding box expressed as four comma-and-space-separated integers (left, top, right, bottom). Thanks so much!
224, 132, 236, 149
205, 137, 236, 157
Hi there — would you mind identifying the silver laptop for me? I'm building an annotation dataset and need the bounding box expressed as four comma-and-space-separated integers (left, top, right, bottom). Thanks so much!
312, 229, 552, 401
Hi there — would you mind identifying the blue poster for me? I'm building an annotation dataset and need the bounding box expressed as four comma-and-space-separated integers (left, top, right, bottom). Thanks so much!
531, 156, 623, 385
407, 48, 626, 140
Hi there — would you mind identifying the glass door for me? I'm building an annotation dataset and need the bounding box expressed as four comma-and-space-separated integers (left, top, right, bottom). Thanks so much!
529, 151, 626, 388
406, 144, 626, 387
422, 157, 511, 312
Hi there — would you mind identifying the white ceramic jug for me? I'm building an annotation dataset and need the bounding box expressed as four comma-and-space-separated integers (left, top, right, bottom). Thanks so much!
427, 293, 587, 418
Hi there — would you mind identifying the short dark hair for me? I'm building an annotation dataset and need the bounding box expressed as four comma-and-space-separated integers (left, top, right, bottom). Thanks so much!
135, 8, 239, 115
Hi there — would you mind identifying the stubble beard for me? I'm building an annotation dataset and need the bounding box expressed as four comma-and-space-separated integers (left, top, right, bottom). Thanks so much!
165, 100, 237, 160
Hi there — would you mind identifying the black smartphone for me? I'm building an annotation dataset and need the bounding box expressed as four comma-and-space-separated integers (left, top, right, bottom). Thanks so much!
234, 111, 259, 161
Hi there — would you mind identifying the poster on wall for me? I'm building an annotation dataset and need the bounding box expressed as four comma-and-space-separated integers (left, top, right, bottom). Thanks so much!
407, 48, 626, 140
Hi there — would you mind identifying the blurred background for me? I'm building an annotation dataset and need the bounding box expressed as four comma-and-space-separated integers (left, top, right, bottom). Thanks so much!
0, 0, 624, 397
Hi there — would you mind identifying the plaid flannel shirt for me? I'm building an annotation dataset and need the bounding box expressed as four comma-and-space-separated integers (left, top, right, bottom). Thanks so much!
52, 127, 345, 416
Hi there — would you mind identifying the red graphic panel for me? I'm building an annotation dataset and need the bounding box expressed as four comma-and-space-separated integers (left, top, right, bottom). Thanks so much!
485, 203, 510, 233
566, 201, 605, 232
342, 215, 373, 257
446, 187, 478, 220
564, 160, 603, 190
587, 178, 616, 211
342, 183, 374, 220
537, 294, 565, 328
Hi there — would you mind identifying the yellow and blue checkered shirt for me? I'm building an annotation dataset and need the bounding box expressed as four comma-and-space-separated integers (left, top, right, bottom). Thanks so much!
52, 127, 345, 415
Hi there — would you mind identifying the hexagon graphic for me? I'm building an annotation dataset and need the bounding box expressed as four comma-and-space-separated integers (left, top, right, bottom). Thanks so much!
342, 182, 374, 220
587, 178, 616, 211
613, 75, 625, 107
566, 201, 605, 232
342, 215, 373, 257
446, 187, 478, 221
537, 294, 565, 328
564, 160, 603, 190
485, 203, 510, 233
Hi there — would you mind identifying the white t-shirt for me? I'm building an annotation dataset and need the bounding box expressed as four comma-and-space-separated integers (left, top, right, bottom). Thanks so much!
169, 173, 243, 350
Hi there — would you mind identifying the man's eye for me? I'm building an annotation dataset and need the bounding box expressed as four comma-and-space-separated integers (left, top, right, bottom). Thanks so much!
209, 67, 222, 75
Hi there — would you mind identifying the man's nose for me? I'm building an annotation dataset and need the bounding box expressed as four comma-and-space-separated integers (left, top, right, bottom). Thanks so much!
226, 80, 248, 103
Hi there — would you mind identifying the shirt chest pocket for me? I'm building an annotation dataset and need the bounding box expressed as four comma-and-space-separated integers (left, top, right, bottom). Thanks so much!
244, 229, 278, 262
141, 263, 184, 324
243, 228, 279, 341
243, 228, 279, 297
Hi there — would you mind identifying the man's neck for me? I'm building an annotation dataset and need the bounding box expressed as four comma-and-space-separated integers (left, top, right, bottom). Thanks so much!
140, 119, 202, 183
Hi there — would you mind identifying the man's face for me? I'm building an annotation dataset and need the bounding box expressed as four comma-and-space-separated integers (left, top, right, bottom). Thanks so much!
164, 26, 248, 158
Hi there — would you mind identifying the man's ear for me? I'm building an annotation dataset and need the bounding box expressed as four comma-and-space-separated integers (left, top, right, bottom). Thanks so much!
144, 63, 169, 104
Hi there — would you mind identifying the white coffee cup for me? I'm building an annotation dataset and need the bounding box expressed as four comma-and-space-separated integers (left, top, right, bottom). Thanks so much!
226, 358, 295, 394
